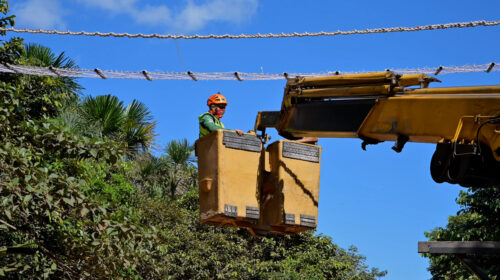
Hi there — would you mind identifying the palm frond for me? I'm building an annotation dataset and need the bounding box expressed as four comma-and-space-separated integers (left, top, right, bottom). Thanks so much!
80, 95, 125, 137
124, 100, 153, 125
22, 43, 83, 94
164, 139, 195, 166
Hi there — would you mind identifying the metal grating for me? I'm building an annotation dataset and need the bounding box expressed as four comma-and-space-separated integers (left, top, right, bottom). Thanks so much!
300, 214, 316, 228
282, 142, 320, 162
246, 206, 259, 219
224, 204, 237, 217
223, 131, 262, 152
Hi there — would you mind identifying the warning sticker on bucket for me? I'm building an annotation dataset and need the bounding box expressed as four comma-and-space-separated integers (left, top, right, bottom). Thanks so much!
282, 142, 320, 162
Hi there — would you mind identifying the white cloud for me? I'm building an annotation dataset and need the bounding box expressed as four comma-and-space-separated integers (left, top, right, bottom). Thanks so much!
11, 0, 258, 32
13, 0, 67, 29
80, 0, 258, 32
131, 5, 172, 26
79, 0, 137, 13
174, 0, 258, 31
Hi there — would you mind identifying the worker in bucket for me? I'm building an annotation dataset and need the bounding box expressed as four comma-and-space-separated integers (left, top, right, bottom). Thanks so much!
199, 92, 245, 138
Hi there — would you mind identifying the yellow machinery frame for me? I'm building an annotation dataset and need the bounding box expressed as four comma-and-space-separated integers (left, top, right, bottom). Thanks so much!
255, 71, 500, 187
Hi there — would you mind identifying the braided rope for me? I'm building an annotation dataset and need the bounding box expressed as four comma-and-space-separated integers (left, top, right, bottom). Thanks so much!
1, 20, 499, 40
0, 63, 497, 81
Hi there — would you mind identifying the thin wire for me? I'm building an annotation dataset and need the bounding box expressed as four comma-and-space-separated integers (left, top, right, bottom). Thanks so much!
0, 63, 497, 81
174, 39, 186, 72
1, 20, 499, 40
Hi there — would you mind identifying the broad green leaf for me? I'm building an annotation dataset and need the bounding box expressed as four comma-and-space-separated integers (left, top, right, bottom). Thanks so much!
80, 207, 89, 217
62, 197, 75, 207
89, 149, 98, 158
23, 195, 32, 204
4, 210, 11, 220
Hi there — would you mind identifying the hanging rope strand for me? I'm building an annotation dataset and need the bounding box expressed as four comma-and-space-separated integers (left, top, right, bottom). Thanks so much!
0, 63, 497, 81
1, 20, 499, 40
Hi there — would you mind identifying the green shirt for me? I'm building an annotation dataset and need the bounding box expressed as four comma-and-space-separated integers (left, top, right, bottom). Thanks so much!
199, 112, 225, 138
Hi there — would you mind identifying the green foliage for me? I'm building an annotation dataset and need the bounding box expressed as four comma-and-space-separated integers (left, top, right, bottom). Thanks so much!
122, 99, 157, 154
0, 15, 149, 276
0, 2, 385, 278
131, 140, 197, 199
0, 79, 144, 278
78, 160, 136, 206
133, 188, 386, 280
1, 42, 77, 122
425, 187, 500, 279
20, 43, 83, 95
75, 95, 157, 154
81, 94, 126, 137
163, 139, 196, 197
0, 67, 386, 279
164, 138, 195, 166
0, 0, 15, 36
0, 37, 23, 64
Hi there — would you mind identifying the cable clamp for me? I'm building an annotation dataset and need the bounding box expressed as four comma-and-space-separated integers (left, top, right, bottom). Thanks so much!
486, 63, 495, 73
48, 66, 61, 77
94, 68, 107, 79
434, 66, 443, 75
187, 71, 198, 81
234, 71, 243, 81
141, 70, 152, 81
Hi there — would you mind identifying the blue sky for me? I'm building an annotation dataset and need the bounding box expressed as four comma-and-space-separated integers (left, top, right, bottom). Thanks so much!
9, 0, 500, 279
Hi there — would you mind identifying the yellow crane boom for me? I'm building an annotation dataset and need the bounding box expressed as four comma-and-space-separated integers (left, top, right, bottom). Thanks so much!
256, 71, 500, 188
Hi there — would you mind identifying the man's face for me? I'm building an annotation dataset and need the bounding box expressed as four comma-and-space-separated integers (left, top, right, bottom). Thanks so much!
210, 104, 226, 118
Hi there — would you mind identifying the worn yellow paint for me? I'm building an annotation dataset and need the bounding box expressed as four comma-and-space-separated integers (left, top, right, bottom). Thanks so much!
196, 130, 323, 235
398, 74, 439, 87
293, 85, 391, 98
257, 140, 321, 234
450, 116, 500, 161
359, 91, 500, 144
195, 130, 261, 225
275, 72, 500, 161
358, 89, 500, 159
287, 71, 393, 87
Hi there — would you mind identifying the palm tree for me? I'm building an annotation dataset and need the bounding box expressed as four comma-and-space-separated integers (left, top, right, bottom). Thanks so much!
123, 100, 157, 153
164, 139, 195, 166
79, 95, 157, 155
21, 43, 83, 95
131, 140, 196, 199
163, 139, 196, 197
134, 153, 169, 198
13, 43, 83, 119
80, 95, 125, 138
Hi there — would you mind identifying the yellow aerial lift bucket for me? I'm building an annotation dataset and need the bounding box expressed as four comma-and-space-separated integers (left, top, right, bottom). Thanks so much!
259, 140, 322, 234
195, 130, 262, 227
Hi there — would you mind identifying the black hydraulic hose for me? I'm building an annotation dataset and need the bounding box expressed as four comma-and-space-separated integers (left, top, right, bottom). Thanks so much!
475, 115, 500, 156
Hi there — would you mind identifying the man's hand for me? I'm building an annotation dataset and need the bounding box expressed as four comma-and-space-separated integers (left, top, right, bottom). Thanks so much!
235, 129, 244, 136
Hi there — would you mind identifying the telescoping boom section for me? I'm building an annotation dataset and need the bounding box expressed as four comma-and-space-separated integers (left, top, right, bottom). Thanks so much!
255, 71, 500, 188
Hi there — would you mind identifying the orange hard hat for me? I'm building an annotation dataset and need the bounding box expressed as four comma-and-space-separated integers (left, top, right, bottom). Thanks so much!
207, 92, 227, 106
